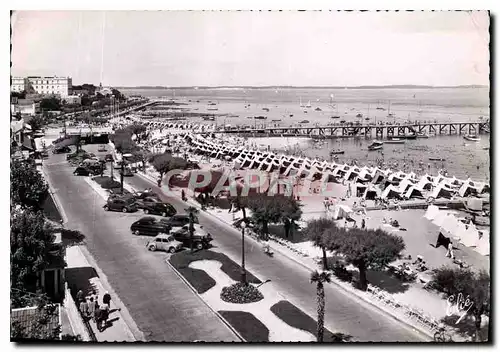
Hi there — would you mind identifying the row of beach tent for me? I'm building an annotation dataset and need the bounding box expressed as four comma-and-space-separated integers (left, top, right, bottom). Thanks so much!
424, 205, 489, 256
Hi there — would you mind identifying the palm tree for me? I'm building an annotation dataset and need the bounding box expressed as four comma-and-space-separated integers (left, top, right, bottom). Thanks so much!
310, 270, 332, 342
185, 206, 199, 253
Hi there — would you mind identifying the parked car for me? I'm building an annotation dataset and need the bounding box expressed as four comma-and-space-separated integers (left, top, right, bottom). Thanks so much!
98, 144, 107, 152
104, 154, 114, 162
130, 216, 171, 236
160, 214, 198, 229
146, 234, 183, 253
73, 166, 91, 176
134, 189, 160, 200
142, 201, 177, 217
53, 146, 71, 154
103, 197, 138, 213
170, 224, 213, 250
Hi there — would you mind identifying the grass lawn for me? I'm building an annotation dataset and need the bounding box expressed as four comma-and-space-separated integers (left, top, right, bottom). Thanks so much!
270, 300, 351, 342
92, 176, 131, 195
218, 311, 269, 342
169, 250, 261, 294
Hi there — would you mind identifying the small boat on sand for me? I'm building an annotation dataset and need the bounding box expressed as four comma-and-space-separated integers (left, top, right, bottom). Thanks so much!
429, 157, 446, 161
300, 120, 310, 124
330, 150, 345, 155
368, 141, 384, 151
385, 138, 405, 144
464, 134, 481, 142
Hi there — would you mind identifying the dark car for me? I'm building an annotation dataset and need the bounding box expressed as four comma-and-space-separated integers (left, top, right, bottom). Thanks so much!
170, 224, 213, 250
73, 166, 91, 176
134, 189, 160, 200
130, 216, 171, 236
103, 197, 138, 213
104, 154, 114, 162
53, 146, 71, 154
142, 201, 177, 217
160, 214, 198, 229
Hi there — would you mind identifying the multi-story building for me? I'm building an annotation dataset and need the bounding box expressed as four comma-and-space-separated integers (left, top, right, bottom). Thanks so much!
11, 77, 27, 92
26, 76, 73, 97
11, 99, 40, 116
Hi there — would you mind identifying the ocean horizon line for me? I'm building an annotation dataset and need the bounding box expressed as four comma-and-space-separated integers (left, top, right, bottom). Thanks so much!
115, 84, 488, 90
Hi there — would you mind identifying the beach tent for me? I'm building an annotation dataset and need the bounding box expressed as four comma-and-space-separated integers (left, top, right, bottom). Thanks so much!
404, 185, 425, 199
429, 184, 455, 199
380, 185, 403, 200
424, 205, 440, 221
474, 233, 490, 256
432, 212, 452, 228
332, 204, 353, 220
365, 185, 380, 200
355, 183, 368, 197
459, 223, 480, 247
458, 182, 478, 197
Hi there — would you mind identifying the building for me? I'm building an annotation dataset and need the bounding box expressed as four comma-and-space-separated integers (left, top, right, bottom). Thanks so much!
25, 76, 73, 97
11, 77, 27, 92
11, 99, 40, 116
63, 95, 81, 105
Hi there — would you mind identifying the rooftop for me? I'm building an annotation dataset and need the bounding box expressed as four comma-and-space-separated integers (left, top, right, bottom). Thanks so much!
11, 305, 60, 340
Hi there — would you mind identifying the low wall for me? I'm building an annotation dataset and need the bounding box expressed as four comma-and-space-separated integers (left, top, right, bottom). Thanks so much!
63, 283, 93, 341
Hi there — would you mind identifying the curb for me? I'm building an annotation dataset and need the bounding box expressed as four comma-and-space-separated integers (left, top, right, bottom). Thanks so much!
165, 259, 245, 342
136, 171, 432, 341
78, 246, 146, 342
42, 168, 68, 224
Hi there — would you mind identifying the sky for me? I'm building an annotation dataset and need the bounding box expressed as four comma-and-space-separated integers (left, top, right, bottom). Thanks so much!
10, 11, 490, 87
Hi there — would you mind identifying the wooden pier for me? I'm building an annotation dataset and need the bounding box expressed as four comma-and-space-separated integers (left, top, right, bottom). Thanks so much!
206, 120, 490, 139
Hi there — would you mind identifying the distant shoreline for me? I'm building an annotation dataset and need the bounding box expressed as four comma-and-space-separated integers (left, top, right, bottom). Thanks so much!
117, 85, 488, 90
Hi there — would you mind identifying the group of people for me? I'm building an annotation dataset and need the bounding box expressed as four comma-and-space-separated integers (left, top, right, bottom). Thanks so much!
76, 290, 117, 333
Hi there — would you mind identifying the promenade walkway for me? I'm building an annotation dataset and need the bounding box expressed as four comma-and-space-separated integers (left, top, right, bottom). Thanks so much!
65, 246, 137, 342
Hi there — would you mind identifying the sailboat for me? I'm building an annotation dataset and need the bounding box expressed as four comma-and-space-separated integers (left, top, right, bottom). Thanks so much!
387, 101, 394, 118
306, 100, 312, 108
299, 97, 305, 108
376, 100, 385, 110
330, 94, 340, 119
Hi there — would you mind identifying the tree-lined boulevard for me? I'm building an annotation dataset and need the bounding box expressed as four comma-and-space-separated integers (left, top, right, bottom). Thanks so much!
44, 144, 426, 342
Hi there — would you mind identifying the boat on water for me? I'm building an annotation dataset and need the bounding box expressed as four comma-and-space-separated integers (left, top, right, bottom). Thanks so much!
330, 150, 345, 155
300, 120, 310, 124
331, 115, 340, 119
364, 117, 370, 121
303, 109, 308, 113
429, 157, 446, 161
368, 141, 384, 151
289, 114, 294, 117
306, 101, 312, 108
356, 113, 363, 118
402, 133, 417, 140
299, 97, 305, 108
271, 119, 282, 122
202, 116, 215, 121
340, 119, 346, 123
464, 134, 481, 142
207, 107, 218, 111
246, 116, 254, 119
416, 132, 429, 138
208, 102, 217, 106
315, 107, 322, 111
385, 138, 405, 144
254, 116, 267, 120
262, 107, 270, 112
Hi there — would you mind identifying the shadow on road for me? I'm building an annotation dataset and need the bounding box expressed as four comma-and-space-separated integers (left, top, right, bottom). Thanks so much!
65, 266, 99, 297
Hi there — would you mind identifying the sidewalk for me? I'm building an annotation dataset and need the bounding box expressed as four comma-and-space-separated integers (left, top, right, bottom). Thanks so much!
65, 245, 137, 342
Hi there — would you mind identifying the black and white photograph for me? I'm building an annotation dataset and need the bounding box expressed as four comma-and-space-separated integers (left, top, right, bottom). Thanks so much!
9, 9, 491, 343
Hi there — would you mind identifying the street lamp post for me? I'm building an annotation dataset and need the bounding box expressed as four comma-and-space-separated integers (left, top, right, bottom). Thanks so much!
240, 222, 247, 285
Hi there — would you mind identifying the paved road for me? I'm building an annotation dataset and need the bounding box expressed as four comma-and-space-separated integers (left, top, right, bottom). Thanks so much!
127, 174, 428, 342
44, 151, 239, 342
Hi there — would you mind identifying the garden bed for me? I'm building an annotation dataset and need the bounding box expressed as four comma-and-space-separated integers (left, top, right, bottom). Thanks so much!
218, 311, 269, 342
270, 300, 350, 342
169, 250, 261, 294
92, 176, 131, 195
220, 283, 264, 304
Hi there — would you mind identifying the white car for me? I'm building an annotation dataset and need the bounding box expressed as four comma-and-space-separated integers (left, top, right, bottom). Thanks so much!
146, 233, 183, 253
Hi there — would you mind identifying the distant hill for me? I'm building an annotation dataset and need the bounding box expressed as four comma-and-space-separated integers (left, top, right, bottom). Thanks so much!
116, 84, 488, 90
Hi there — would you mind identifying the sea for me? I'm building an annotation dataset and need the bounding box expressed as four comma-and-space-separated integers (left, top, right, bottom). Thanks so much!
120, 87, 491, 181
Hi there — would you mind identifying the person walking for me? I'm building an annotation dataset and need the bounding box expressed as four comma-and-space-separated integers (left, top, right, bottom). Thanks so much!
76, 290, 84, 304
88, 297, 96, 322
361, 218, 366, 229
93, 300, 101, 325
99, 304, 110, 332
79, 298, 90, 321
445, 242, 455, 259
102, 291, 112, 309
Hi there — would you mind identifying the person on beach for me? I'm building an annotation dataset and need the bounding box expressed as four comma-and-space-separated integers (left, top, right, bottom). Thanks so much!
103, 291, 112, 309
445, 242, 455, 259
88, 296, 96, 322
361, 218, 366, 229
79, 299, 90, 321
